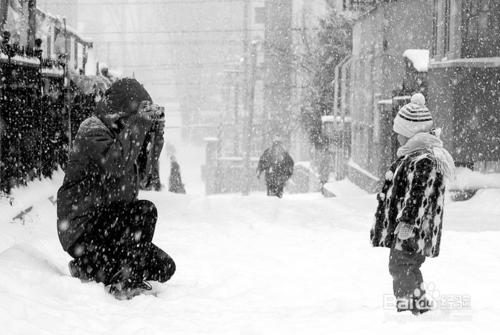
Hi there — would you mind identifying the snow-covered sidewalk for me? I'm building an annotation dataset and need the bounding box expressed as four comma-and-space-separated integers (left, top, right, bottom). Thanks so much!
1, 171, 500, 334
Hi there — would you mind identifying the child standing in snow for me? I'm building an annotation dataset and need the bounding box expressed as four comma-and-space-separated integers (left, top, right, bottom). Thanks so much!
57, 78, 176, 298
370, 93, 455, 314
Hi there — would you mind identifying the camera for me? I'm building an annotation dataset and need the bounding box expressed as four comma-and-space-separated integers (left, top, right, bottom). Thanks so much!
150, 105, 165, 132
150, 105, 165, 122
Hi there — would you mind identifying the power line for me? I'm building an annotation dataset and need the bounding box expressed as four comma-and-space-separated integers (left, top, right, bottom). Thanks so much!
50, 0, 247, 4
91, 39, 242, 45
84, 27, 314, 36
129, 65, 237, 71
131, 62, 239, 69
85, 28, 265, 35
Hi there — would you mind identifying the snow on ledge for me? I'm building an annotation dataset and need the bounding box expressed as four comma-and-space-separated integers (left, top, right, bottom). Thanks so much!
348, 159, 380, 181
10, 55, 41, 66
449, 167, 500, 191
430, 57, 500, 69
324, 179, 369, 197
321, 115, 352, 123
403, 49, 429, 72
321, 115, 335, 123
377, 99, 392, 105
42, 67, 64, 77
0, 54, 41, 66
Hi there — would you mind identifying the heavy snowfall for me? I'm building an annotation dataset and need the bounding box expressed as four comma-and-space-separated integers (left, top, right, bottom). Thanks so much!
1, 135, 500, 334
2, 0, 500, 334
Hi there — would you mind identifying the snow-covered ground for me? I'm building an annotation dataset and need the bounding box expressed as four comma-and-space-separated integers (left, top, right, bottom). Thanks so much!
1, 139, 500, 334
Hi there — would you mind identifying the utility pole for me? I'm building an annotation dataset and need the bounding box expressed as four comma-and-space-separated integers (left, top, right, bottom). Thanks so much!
242, 0, 250, 114
242, 41, 258, 196
241, 0, 250, 195
234, 77, 240, 156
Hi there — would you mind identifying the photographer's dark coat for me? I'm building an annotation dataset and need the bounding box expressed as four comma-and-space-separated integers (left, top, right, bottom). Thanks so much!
57, 113, 151, 251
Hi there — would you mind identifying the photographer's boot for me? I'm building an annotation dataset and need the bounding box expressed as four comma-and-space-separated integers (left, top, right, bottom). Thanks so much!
68, 260, 93, 282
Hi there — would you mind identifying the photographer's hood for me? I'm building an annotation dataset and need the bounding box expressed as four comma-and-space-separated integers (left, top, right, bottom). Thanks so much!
106, 78, 152, 116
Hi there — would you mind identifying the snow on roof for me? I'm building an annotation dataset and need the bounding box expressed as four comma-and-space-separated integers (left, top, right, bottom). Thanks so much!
321, 115, 352, 123
65, 24, 93, 45
10, 55, 40, 67
403, 49, 429, 72
36, 8, 93, 45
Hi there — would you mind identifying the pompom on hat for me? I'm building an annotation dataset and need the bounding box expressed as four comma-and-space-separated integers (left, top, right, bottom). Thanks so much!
393, 93, 433, 138
410, 92, 426, 106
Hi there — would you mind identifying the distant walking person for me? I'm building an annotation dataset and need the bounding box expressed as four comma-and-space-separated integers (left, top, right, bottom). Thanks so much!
370, 93, 455, 314
168, 155, 185, 194
257, 138, 294, 198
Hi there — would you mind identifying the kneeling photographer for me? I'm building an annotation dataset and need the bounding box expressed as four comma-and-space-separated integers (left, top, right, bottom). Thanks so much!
56, 78, 175, 298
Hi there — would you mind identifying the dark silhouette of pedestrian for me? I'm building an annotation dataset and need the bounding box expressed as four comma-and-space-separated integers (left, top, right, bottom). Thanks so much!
168, 155, 186, 194
257, 138, 294, 198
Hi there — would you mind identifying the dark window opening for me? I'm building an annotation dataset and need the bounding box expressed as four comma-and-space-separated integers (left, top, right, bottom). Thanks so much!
342, 0, 377, 11
462, 0, 500, 58
444, 0, 451, 55
254, 7, 265, 25
431, 0, 438, 57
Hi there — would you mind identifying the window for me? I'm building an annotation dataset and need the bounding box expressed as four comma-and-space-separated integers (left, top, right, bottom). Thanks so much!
444, 0, 451, 55
254, 7, 265, 25
74, 42, 78, 70
344, 0, 377, 11
462, 0, 500, 58
0, 1, 8, 29
431, 0, 438, 57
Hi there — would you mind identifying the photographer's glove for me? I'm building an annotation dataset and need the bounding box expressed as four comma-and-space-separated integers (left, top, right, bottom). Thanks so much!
155, 119, 165, 135
138, 108, 158, 122
395, 222, 414, 240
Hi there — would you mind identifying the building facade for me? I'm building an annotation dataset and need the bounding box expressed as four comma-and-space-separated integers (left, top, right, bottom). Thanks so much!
428, 0, 500, 172
344, 0, 434, 191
